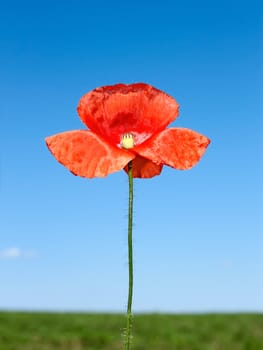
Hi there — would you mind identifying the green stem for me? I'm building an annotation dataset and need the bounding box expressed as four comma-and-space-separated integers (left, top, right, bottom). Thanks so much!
125, 161, 134, 350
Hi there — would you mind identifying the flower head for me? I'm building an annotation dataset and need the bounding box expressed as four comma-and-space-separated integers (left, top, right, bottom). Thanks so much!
46, 83, 210, 178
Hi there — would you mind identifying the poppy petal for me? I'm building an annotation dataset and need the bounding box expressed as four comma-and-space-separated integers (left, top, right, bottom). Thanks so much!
46, 130, 135, 178
134, 128, 210, 170
124, 156, 163, 178
77, 83, 179, 147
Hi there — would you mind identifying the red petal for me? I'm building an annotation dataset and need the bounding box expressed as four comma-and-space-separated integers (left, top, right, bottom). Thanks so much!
124, 156, 163, 178
77, 83, 179, 147
134, 128, 210, 170
46, 130, 135, 178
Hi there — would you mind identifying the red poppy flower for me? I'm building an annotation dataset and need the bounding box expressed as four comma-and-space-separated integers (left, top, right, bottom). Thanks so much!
46, 83, 210, 178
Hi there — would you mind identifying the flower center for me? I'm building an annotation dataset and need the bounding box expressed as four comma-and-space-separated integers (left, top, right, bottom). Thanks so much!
121, 133, 135, 149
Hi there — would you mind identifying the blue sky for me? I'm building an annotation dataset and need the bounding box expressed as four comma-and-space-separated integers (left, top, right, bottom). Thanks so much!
1, 0, 262, 312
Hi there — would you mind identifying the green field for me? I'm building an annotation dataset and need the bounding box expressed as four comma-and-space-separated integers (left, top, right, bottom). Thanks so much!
0, 312, 262, 350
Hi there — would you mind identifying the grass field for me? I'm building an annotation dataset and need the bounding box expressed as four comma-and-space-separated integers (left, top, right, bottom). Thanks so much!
0, 312, 262, 350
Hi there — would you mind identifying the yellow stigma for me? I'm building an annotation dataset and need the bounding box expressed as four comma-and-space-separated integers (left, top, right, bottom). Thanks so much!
121, 133, 135, 149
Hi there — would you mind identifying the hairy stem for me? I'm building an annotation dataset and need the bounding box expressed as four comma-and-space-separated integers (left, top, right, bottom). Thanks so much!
125, 161, 134, 350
